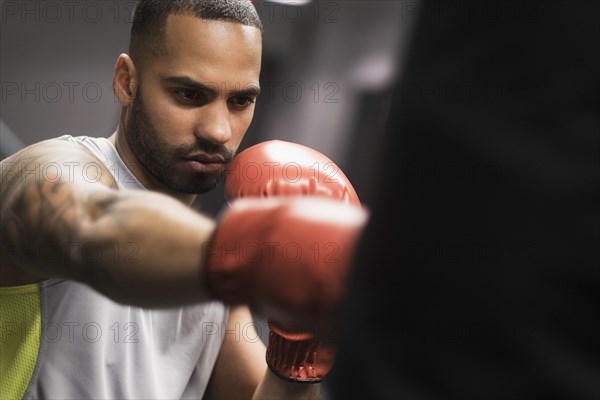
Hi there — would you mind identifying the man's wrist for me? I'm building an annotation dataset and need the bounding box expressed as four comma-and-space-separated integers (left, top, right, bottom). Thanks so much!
252, 368, 321, 400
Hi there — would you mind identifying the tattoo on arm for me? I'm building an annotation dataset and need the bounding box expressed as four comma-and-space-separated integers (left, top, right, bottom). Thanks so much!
1, 142, 119, 280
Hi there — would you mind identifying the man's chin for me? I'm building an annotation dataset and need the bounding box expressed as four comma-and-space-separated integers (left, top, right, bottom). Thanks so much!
170, 173, 222, 195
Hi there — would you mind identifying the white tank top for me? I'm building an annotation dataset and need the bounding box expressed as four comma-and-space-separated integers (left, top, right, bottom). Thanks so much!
24, 135, 229, 399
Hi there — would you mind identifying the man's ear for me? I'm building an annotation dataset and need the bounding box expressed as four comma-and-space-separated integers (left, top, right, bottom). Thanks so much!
113, 54, 138, 106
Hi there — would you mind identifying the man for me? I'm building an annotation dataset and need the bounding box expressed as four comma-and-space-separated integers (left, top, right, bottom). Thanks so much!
0, 1, 365, 398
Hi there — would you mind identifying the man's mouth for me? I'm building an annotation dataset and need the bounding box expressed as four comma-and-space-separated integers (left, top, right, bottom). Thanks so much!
185, 153, 226, 163
183, 154, 226, 173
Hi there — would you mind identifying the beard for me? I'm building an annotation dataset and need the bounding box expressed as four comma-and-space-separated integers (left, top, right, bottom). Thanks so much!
124, 87, 235, 194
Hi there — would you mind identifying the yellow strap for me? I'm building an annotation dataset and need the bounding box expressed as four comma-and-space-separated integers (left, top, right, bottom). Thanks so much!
0, 284, 41, 400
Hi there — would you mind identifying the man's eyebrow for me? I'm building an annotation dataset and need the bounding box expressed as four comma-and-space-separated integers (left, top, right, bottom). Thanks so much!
160, 75, 260, 97
161, 75, 217, 95
233, 85, 261, 98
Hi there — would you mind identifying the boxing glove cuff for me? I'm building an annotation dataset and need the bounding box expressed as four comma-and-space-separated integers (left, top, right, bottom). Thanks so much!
266, 321, 337, 383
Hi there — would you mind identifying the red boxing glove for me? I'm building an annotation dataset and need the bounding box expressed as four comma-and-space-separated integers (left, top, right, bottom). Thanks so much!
224, 140, 360, 206
205, 196, 366, 317
205, 140, 366, 383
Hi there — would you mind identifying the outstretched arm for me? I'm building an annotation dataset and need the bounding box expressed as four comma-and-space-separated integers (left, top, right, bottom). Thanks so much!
1, 139, 366, 314
1, 139, 216, 306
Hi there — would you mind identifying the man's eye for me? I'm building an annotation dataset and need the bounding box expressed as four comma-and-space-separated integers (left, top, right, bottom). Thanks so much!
174, 89, 211, 103
175, 89, 198, 100
230, 96, 254, 107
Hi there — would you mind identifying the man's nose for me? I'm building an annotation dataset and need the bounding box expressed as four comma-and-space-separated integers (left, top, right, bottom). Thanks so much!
193, 101, 232, 145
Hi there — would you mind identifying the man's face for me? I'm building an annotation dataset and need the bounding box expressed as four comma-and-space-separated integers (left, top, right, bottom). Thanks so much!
125, 14, 262, 194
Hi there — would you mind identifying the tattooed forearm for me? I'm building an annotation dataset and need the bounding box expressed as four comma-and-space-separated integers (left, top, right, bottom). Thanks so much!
1, 140, 119, 281
1, 139, 215, 306
3, 179, 81, 277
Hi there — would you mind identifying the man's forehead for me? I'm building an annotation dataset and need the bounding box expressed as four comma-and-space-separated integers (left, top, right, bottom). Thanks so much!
144, 14, 261, 90
163, 13, 262, 50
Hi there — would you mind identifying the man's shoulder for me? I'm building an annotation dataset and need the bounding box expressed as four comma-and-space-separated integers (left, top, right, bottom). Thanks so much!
0, 135, 118, 190
2, 135, 107, 165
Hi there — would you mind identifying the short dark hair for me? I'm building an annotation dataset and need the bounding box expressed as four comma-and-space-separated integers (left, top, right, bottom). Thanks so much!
129, 0, 262, 69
